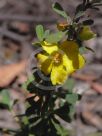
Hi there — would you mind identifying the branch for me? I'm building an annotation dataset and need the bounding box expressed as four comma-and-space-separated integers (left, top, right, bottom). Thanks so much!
0, 14, 56, 23
0, 27, 26, 42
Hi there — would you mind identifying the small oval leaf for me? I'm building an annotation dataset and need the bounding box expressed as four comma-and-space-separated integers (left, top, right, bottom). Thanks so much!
66, 93, 78, 104
83, 19, 94, 25
52, 2, 71, 21
36, 25, 44, 41
46, 31, 66, 43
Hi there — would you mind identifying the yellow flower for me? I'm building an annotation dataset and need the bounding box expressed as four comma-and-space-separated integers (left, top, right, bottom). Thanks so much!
79, 26, 96, 41
37, 41, 85, 85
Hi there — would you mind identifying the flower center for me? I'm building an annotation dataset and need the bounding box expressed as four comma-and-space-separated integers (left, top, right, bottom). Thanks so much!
53, 52, 62, 64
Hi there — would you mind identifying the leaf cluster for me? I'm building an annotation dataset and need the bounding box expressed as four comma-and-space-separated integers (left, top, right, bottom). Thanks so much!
21, 0, 102, 135
20, 70, 80, 136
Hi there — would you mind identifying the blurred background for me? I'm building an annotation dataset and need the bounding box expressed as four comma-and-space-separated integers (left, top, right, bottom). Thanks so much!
0, 0, 102, 136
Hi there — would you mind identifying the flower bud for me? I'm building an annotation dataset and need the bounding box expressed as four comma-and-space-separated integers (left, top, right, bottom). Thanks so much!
79, 26, 96, 41
57, 22, 68, 31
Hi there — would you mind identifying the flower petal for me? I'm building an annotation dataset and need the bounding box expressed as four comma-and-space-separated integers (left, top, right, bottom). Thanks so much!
41, 41, 58, 54
63, 54, 75, 73
60, 41, 85, 71
63, 53, 85, 74
51, 65, 67, 85
37, 53, 48, 64
60, 41, 78, 54
78, 54, 85, 68
41, 58, 53, 75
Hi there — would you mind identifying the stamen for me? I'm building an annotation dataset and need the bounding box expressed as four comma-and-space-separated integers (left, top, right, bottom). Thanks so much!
53, 52, 62, 64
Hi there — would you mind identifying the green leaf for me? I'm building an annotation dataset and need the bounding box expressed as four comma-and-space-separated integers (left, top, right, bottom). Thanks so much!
22, 75, 35, 90
44, 30, 50, 39
0, 89, 12, 109
46, 31, 65, 43
32, 42, 40, 45
63, 78, 75, 91
52, 119, 68, 136
75, 11, 85, 20
66, 93, 78, 104
85, 46, 95, 53
79, 46, 95, 54
79, 46, 87, 54
75, 4, 85, 15
36, 25, 44, 41
68, 105, 75, 119
55, 104, 73, 122
52, 2, 70, 20
83, 19, 94, 25
22, 116, 29, 125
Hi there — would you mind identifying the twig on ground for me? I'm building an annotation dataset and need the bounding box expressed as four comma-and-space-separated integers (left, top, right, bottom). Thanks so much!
0, 27, 26, 42
0, 14, 56, 23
